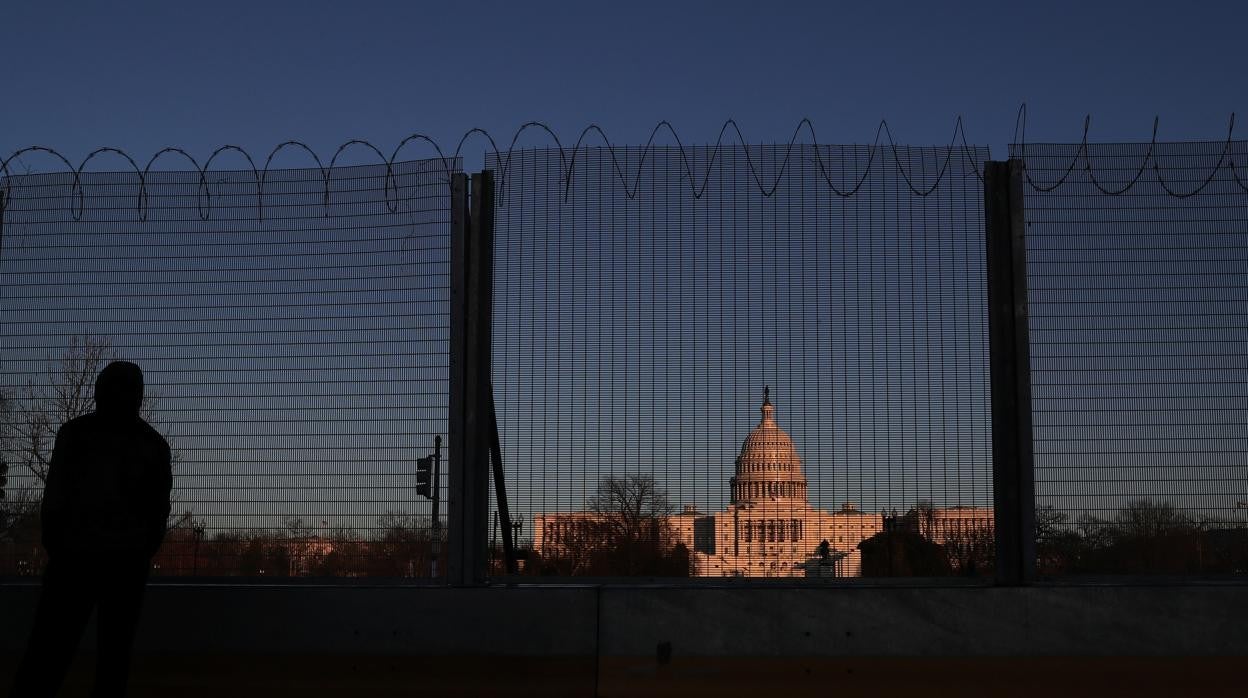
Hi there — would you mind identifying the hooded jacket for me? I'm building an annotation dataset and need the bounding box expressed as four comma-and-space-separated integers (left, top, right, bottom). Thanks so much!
40, 362, 173, 560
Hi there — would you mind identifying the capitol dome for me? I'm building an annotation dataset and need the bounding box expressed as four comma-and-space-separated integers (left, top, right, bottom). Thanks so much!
731, 387, 809, 504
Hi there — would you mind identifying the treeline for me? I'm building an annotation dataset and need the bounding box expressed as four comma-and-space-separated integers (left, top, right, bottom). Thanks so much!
1036, 500, 1248, 576
514, 474, 694, 577
857, 499, 1248, 577
0, 509, 445, 579
4, 498, 1243, 579
155, 513, 444, 578
517, 518, 693, 577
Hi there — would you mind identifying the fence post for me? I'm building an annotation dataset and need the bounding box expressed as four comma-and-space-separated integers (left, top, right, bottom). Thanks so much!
985, 158, 1036, 585
447, 173, 474, 585
469, 170, 496, 581
447, 172, 493, 586
475, 171, 519, 575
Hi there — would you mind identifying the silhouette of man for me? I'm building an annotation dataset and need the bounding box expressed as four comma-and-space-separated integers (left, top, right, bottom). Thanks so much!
11, 361, 172, 698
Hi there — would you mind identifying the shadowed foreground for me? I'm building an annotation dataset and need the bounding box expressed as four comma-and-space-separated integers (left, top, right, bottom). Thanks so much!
2, 584, 1246, 696
0, 654, 1242, 697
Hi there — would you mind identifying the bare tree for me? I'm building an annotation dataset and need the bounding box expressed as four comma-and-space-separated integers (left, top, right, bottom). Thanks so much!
367, 512, 429, 577
1035, 505, 1082, 574
0, 386, 12, 501
588, 474, 675, 545
2, 336, 109, 484
0, 337, 185, 574
913, 499, 936, 539
1034, 504, 1069, 541
942, 522, 995, 576
2, 336, 171, 485
528, 476, 684, 577
0, 387, 11, 457
1, 385, 41, 553
1115, 499, 1191, 539
585, 474, 688, 576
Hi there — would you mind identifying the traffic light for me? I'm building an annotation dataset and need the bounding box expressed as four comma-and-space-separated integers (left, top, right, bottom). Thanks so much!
416, 456, 432, 499
0, 460, 8, 500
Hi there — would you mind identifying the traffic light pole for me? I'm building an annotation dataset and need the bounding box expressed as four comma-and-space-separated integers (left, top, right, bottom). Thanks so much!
431, 435, 440, 578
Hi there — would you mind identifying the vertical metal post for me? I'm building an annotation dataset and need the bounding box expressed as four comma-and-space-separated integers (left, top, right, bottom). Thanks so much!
0, 188, 7, 262
477, 171, 519, 575
447, 172, 473, 585
467, 171, 497, 583
447, 172, 494, 585
985, 158, 1036, 585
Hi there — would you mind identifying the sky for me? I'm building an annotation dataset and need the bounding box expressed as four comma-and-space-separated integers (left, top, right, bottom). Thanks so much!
2, 1, 1245, 536
2, 1, 1247, 170
488, 146, 995, 523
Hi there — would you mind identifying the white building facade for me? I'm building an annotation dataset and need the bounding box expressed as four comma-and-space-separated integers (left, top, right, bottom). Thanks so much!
534, 389, 992, 578
680, 388, 883, 577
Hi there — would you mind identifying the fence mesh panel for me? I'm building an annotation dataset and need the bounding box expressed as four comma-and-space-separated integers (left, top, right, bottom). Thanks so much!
1015, 140, 1248, 576
487, 144, 995, 579
0, 158, 457, 579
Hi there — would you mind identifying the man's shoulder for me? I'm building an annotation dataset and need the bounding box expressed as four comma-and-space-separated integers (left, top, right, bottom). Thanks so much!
58, 413, 96, 435
137, 419, 172, 456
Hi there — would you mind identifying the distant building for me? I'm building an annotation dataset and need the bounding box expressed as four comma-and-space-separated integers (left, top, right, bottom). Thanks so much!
901, 504, 996, 547
285, 536, 337, 576
533, 389, 994, 578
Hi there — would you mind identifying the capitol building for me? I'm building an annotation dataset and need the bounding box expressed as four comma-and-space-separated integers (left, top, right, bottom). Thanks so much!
534, 389, 993, 578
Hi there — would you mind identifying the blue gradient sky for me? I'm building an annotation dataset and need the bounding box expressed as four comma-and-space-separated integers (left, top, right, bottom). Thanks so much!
2, 1, 1246, 167
2, 1, 1245, 535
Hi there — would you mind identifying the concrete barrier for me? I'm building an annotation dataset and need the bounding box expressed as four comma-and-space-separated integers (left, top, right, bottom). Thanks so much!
2, 582, 1245, 696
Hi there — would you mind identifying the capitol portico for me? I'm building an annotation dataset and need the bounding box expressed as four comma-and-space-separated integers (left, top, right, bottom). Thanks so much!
533, 388, 993, 578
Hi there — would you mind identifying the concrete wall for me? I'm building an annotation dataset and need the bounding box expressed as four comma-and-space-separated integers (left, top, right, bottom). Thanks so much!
2, 582, 1246, 696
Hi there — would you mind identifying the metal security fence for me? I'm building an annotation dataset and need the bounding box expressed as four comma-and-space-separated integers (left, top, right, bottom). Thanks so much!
1014, 140, 1248, 576
3, 122, 1246, 587
0, 158, 457, 578
486, 144, 996, 579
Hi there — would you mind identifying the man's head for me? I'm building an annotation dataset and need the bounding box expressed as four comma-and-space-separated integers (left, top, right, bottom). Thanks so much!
95, 361, 144, 418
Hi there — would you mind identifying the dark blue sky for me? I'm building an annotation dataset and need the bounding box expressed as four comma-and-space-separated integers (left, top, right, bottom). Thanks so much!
3, 0, 1246, 167
2, 1, 1245, 539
